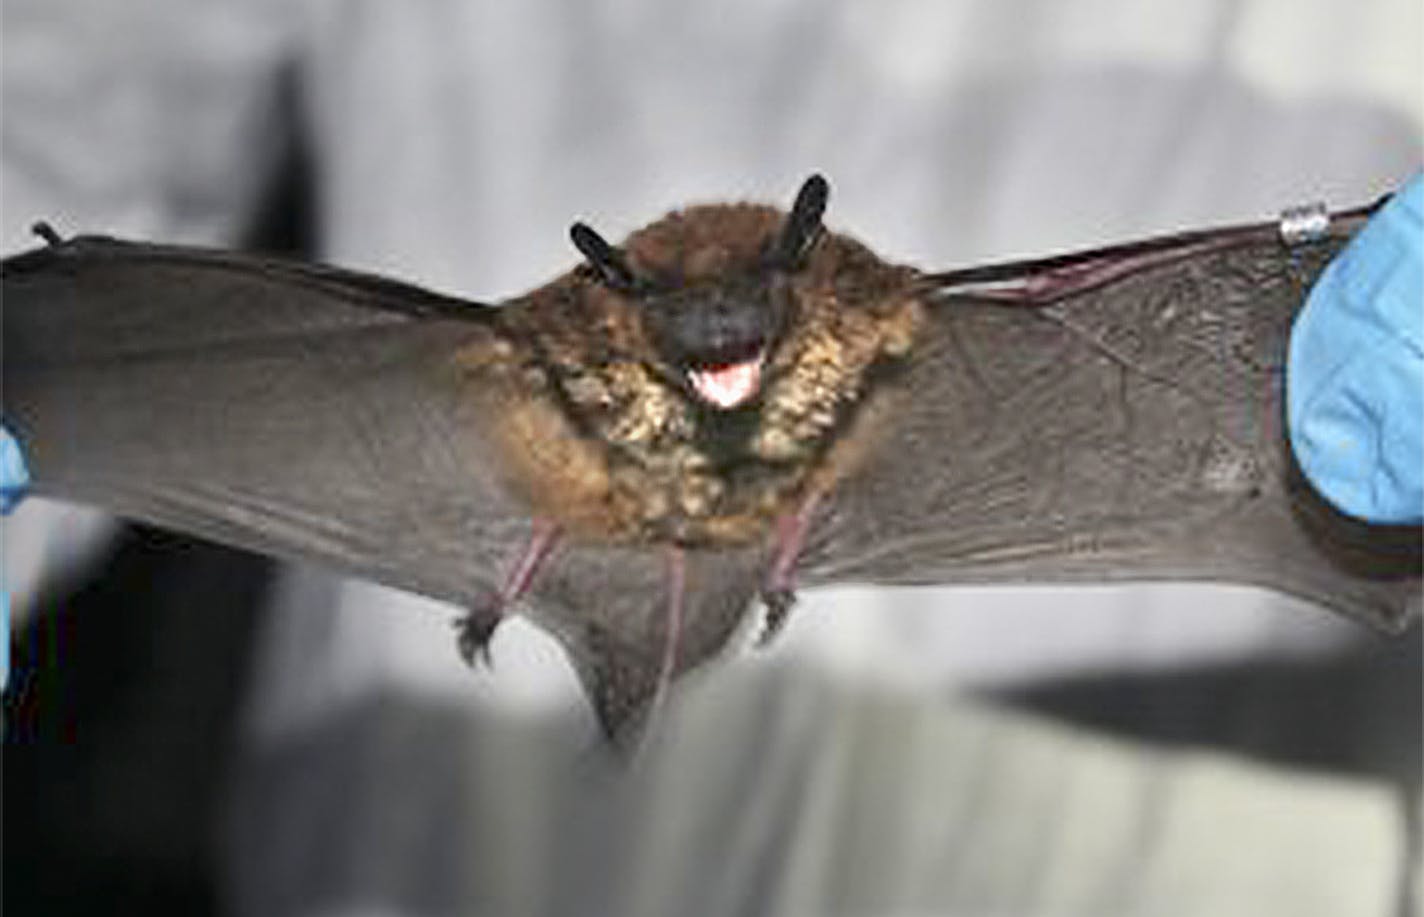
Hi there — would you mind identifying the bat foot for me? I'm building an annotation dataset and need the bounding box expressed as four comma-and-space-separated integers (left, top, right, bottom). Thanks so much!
453, 522, 558, 669
756, 587, 797, 648
454, 603, 503, 668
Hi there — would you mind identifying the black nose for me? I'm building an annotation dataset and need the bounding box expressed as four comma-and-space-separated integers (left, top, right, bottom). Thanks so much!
652, 290, 774, 370
667, 303, 767, 366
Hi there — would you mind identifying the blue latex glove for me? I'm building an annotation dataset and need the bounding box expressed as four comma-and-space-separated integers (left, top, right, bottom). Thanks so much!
1288, 173, 1424, 524
1, 426, 28, 514
1, 425, 27, 690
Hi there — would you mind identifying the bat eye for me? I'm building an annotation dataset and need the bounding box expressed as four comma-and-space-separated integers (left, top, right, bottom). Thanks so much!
570, 222, 638, 292
771, 173, 829, 269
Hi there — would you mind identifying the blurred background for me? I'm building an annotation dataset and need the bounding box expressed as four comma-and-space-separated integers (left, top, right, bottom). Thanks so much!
3, 1, 1420, 915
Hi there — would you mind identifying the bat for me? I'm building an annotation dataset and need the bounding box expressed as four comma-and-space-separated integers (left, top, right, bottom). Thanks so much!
4, 176, 1419, 738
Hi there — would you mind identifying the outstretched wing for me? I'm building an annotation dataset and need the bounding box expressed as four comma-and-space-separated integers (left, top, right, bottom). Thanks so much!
3, 234, 533, 607
1, 234, 761, 736
802, 206, 1422, 630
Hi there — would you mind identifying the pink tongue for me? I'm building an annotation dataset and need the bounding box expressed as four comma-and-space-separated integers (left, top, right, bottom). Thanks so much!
689, 358, 762, 408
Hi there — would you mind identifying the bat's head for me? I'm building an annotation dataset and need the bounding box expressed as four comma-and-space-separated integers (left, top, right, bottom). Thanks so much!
475, 174, 921, 545
569, 175, 829, 410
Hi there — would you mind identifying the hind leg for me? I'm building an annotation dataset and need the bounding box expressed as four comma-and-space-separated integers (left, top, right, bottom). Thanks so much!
454, 519, 560, 666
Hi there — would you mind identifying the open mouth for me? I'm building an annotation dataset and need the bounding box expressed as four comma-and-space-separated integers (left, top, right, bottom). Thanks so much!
685, 344, 765, 409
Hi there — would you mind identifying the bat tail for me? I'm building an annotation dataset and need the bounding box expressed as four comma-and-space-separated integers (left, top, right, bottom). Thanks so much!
633, 547, 688, 745
546, 548, 761, 747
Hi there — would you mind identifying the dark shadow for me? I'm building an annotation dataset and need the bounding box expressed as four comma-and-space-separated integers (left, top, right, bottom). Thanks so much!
3, 60, 312, 917
987, 626, 1420, 785
4, 526, 275, 916
987, 626, 1422, 917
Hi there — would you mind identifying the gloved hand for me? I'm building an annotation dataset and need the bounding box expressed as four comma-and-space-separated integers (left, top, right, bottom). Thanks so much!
2, 425, 28, 689
1288, 173, 1424, 524
1, 426, 29, 514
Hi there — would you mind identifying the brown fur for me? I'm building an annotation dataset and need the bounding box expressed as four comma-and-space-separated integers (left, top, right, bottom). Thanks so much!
455, 201, 923, 548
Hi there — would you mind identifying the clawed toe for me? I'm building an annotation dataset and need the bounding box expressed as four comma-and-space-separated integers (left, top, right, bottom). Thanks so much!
454, 602, 503, 668
756, 588, 797, 648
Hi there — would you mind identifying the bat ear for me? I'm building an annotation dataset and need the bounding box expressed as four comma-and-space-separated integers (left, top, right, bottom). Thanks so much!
570, 222, 638, 292
772, 173, 830, 268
